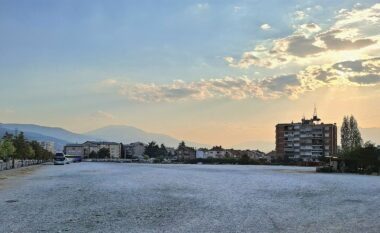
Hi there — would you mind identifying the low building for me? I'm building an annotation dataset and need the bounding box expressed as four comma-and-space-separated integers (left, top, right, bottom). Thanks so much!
205, 150, 227, 159
82, 141, 122, 158
265, 151, 276, 162
241, 150, 265, 160
64, 141, 122, 159
64, 144, 84, 156
204, 146, 227, 159
176, 146, 196, 161
196, 149, 206, 159
124, 142, 146, 159
166, 147, 176, 157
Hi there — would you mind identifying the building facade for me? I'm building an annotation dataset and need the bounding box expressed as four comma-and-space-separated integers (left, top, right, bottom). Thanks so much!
176, 147, 196, 161
64, 141, 122, 158
124, 142, 146, 159
276, 114, 337, 162
64, 144, 84, 156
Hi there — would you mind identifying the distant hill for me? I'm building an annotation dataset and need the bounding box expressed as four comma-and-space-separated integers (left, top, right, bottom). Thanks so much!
0, 123, 209, 150
0, 123, 97, 143
85, 125, 209, 148
0, 123, 98, 151
0, 127, 69, 151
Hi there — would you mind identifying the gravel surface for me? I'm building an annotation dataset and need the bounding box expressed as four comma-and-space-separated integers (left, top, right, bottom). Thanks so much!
0, 163, 379, 233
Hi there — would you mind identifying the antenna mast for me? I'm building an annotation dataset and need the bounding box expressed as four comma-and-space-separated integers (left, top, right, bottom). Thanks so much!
313, 104, 320, 122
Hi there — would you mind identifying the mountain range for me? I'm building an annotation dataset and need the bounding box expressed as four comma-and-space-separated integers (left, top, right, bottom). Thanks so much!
85, 125, 209, 148
0, 123, 209, 151
0, 123, 379, 152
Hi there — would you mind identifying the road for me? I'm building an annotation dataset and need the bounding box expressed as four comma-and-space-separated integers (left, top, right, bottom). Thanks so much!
0, 163, 379, 233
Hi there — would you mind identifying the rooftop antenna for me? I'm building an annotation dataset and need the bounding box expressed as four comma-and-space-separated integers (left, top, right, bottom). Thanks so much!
313, 104, 321, 122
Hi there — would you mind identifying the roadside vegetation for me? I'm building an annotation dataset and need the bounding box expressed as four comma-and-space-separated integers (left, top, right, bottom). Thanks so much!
324, 115, 380, 174
0, 132, 53, 169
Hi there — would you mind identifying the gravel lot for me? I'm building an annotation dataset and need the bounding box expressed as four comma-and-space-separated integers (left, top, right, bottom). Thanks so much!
0, 163, 379, 233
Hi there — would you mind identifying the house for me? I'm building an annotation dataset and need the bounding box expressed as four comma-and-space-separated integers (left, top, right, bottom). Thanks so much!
196, 149, 206, 159
166, 147, 176, 157
176, 146, 196, 161
205, 150, 227, 158
265, 150, 276, 162
205, 146, 227, 158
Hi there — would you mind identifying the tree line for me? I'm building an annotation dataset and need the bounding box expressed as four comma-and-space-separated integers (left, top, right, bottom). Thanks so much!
339, 115, 380, 174
88, 148, 111, 159
0, 132, 54, 167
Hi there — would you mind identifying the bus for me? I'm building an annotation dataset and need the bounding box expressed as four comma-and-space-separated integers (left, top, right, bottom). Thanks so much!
65, 154, 82, 163
54, 152, 66, 165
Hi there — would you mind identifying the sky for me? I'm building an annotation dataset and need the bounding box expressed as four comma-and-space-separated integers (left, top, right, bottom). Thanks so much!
0, 0, 380, 149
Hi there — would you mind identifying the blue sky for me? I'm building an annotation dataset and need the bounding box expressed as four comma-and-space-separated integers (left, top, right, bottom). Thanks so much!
1, 0, 380, 149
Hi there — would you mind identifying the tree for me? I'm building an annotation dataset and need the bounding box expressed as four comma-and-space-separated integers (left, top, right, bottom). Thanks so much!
159, 144, 168, 158
177, 141, 186, 150
239, 154, 250, 165
30, 141, 53, 161
97, 148, 110, 159
10, 132, 35, 167
13, 132, 29, 160
341, 115, 362, 153
343, 141, 380, 174
349, 115, 362, 149
89, 151, 97, 159
30, 141, 42, 160
144, 141, 160, 158
341, 116, 350, 152
0, 139, 16, 162
25, 145, 35, 160
211, 146, 224, 151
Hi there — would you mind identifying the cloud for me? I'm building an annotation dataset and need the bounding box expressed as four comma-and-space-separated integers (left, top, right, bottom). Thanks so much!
91, 111, 116, 120
233, 6, 242, 13
318, 29, 376, 50
281, 34, 325, 57
224, 57, 234, 63
98, 57, 380, 102
260, 24, 271, 30
226, 4, 380, 69
196, 3, 209, 10
348, 74, 380, 84
293, 11, 307, 20
297, 23, 322, 34
93, 4, 380, 103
